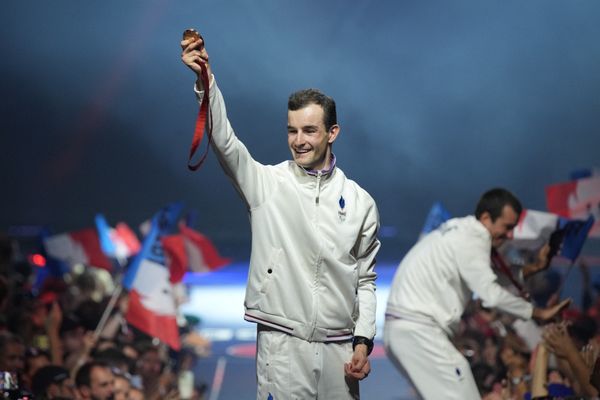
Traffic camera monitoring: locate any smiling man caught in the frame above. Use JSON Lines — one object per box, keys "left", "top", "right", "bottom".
{"left": 287, "top": 94, "right": 338, "bottom": 171}
{"left": 383, "top": 188, "right": 571, "bottom": 399}
{"left": 181, "top": 33, "right": 380, "bottom": 399}
{"left": 75, "top": 361, "right": 115, "bottom": 400}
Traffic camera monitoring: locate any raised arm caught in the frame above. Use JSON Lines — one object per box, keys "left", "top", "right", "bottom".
{"left": 543, "top": 322, "right": 599, "bottom": 397}
{"left": 180, "top": 30, "right": 212, "bottom": 90}
{"left": 179, "top": 30, "right": 275, "bottom": 209}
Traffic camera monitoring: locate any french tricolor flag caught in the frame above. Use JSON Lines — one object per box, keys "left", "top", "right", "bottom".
{"left": 512, "top": 208, "right": 594, "bottom": 263}
{"left": 122, "top": 203, "right": 183, "bottom": 350}
{"left": 95, "top": 214, "right": 141, "bottom": 263}
{"left": 161, "top": 223, "right": 231, "bottom": 283}
{"left": 43, "top": 228, "right": 113, "bottom": 271}
{"left": 512, "top": 209, "right": 559, "bottom": 249}
{"left": 546, "top": 175, "right": 600, "bottom": 237}
{"left": 179, "top": 223, "right": 231, "bottom": 273}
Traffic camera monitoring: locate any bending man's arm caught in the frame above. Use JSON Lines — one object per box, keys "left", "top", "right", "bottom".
{"left": 458, "top": 238, "right": 570, "bottom": 322}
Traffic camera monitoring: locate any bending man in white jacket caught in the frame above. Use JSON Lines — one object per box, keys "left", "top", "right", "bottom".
{"left": 384, "top": 188, "right": 570, "bottom": 399}
{"left": 181, "top": 33, "right": 380, "bottom": 399}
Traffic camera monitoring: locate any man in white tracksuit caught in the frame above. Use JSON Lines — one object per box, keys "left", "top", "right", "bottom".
{"left": 384, "top": 188, "right": 570, "bottom": 399}
{"left": 181, "top": 34, "right": 380, "bottom": 399}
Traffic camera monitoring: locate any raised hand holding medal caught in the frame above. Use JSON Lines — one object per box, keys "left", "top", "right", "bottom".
{"left": 181, "top": 29, "right": 212, "bottom": 171}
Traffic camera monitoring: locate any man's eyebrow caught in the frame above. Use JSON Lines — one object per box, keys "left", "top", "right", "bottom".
{"left": 287, "top": 124, "right": 319, "bottom": 130}
{"left": 301, "top": 124, "right": 319, "bottom": 130}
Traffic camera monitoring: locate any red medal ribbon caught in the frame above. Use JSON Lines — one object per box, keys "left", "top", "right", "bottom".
{"left": 187, "top": 37, "right": 212, "bottom": 171}
{"left": 491, "top": 248, "right": 530, "bottom": 300}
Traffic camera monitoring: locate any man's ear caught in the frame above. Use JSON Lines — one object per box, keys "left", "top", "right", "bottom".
{"left": 479, "top": 211, "right": 492, "bottom": 227}
{"left": 328, "top": 124, "right": 340, "bottom": 144}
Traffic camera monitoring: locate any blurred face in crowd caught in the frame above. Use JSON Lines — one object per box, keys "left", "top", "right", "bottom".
{"left": 287, "top": 104, "right": 339, "bottom": 171}
{"left": 23, "top": 351, "right": 51, "bottom": 389}
{"left": 482, "top": 337, "right": 499, "bottom": 367}
{"left": 26, "top": 352, "right": 51, "bottom": 377}
{"left": 113, "top": 375, "right": 130, "bottom": 400}
{"left": 479, "top": 205, "right": 519, "bottom": 248}
{"left": 79, "top": 365, "right": 114, "bottom": 400}
{"left": 47, "top": 376, "right": 77, "bottom": 399}
{"left": 62, "top": 327, "right": 85, "bottom": 354}
{"left": 0, "top": 341, "right": 25, "bottom": 374}
{"left": 500, "top": 344, "right": 528, "bottom": 370}
{"left": 30, "top": 301, "right": 49, "bottom": 328}
{"left": 137, "top": 349, "right": 162, "bottom": 380}
{"left": 128, "top": 388, "right": 144, "bottom": 400}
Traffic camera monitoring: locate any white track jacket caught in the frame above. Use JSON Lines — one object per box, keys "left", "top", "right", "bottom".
{"left": 196, "top": 79, "right": 380, "bottom": 342}
{"left": 386, "top": 216, "right": 533, "bottom": 336}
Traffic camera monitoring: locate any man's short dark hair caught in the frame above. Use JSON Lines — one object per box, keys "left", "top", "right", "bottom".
{"left": 75, "top": 360, "right": 109, "bottom": 389}
{"left": 288, "top": 89, "right": 337, "bottom": 131}
{"left": 31, "top": 365, "right": 69, "bottom": 396}
{"left": 475, "top": 188, "right": 522, "bottom": 222}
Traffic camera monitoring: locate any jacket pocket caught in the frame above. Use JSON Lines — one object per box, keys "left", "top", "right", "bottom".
{"left": 260, "top": 246, "right": 282, "bottom": 294}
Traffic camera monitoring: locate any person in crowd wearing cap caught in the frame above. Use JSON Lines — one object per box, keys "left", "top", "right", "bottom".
{"left": 31, "top": 365, "right": 76, "bottom": 400}
{"left": 21, "top": 347, "right": 51, "bottom": 392}
{"left": 181, "top": 31, "right": 380, "bottom": 399}
{"left": 384, "top": 188, "right": 572, "bottom": 399}
{"left": 75, "top": 361, "right": 115, "bottom": 400}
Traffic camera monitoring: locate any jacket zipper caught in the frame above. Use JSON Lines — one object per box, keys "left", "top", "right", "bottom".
{"left": 315, "top": 171, "right": 322, "bottom": 205}
{"left": 310, "top": 171, "right": 323, "bottom": 340}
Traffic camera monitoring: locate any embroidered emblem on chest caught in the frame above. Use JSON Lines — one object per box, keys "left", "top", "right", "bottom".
{"left": 338, "top": 195, "right": 346, "bottom": 222}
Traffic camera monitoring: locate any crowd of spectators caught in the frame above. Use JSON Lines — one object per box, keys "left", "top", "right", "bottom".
{"left": 0, "top": 233, "right": 209, "bottom": 400}
{"left": 3, "top": 229, "right": 600, "bottom": 399}
{"left": 453, "top": 254, "right": 600, "bottom": 400}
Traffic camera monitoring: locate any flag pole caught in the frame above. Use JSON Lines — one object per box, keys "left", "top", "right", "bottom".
{"left": 93, "top": 252, "right": 130, "bottom": 339}
{"left": 93, "top": 282, "right": 123, "bottom": 339}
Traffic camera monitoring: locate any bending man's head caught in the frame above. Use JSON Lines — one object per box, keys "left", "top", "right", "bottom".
{"left": 475, "top": 188, "right": 522, "bottom": 248}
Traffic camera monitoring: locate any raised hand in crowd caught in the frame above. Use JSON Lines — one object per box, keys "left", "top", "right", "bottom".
{"left": 581, "top": 341, "right": 600, "bottom": 371}
{"left": 530, "top": 342, "right": 550, "bottom": 399}
{"left": 46, "top": 301, "right": 63, "bottom": 364}
{"left": 70, "top": 330, "right": 99, "bottom": 377}
{"left": 543, "top": 321, "right": 599, "bottom": 397}
{"left": 522, "top": 243, "right": 553, "bottom": 279}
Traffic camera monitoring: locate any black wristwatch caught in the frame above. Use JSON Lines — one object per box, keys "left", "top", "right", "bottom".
{"left": 352, "top": 336, "right": 374, "bottom": 356}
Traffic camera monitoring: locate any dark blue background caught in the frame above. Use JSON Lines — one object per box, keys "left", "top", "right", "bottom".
{"left": 2, "top": 1, "right": 599, "bottom": 261}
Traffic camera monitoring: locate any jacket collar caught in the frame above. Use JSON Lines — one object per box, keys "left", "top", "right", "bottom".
{"left": 290, "top": 153, "right": 337, "bottom": 184}
{"left": 302, "top": 153, "right": 336, "bottom": 177}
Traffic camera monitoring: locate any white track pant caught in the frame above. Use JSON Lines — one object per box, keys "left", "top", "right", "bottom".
{"left": 383, "top": 319, "right": 480, "bottom": 400}
{"left": 256, "top": 328, "right": 359, "bottom": 400}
